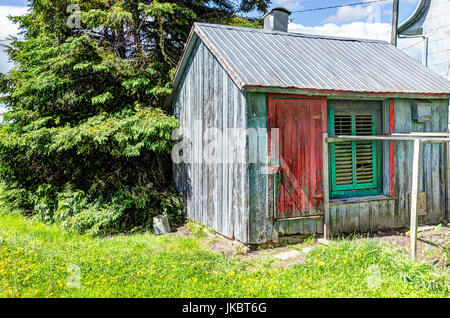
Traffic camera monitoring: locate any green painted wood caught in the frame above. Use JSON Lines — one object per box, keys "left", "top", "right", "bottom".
{"left": 328, "top": 102, "right": 382, "bottom": 198}
{"left": 247, "top": 92, "right": 273, "bottom": 243}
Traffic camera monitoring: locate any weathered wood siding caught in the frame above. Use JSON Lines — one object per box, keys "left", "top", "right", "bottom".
{"left": 275, "top": 218, "right": 324, "bottom": 236}
{"left": 247, "top": 92, "right": 272, "bottom": 243}
{"left": 329, "top": 197, "right": 396, "bottom": 233}
{"left": 172, "top": 39, "right": 250, "bottom": 242}
{"left": 393, "top": 98, "right": 449, "bottom": 226}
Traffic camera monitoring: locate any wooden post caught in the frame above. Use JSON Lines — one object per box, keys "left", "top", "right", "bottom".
{"left": 410, "top": 139, "right": 421, "bottom": 259}
{"left": 391, "top": 0, "right": 399, "bottom": 46}
{"left": 447, "top": 102, "right": 450, "bottom": 220}
{"left": 322, "top": 133, "right": 330, "bottom": 240}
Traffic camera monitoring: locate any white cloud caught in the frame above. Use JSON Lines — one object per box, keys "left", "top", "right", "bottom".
{"left": 0, "top": 6, "right": 28, "bottom": 40}
{"left": 271, "top": 0, "right": 303, "bottom": 11}
{"left": 0, "top": 6, "right": 28, "bottom": 74}
{"left": 325, "top": 5, "right": 376, "bottom": 23}
{"left": 288, "top": 21, "right": 391, "bottom": 41}
{"left": 288, "top": 20, "right": 423, "bottom": 62}
{"left": 323, "top": 0, "right": 419, "bottom": 24}
{"left": 0, "top": 6, "right": 28, "bottom": 118}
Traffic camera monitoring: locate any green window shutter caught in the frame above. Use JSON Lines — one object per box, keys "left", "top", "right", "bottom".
{"left": 329, "top": 110, "right": 378, "bottom": 194}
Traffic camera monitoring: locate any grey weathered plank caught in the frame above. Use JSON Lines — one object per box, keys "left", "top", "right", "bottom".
{"left": 359, "top": 202, "right": 370, "bottom": 233}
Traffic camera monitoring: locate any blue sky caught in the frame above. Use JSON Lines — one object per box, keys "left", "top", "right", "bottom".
{"left": 273, "top": 0, "right": 419, "bottom": 27}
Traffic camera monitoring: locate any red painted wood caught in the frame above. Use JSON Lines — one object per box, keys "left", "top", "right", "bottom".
{"left": 389, "top": 98, "right": 395, "bottom": 196}
{"left": 267, "top": 94, "right": 327, "bottom": 218}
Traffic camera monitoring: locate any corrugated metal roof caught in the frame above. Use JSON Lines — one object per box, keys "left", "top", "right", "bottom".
{"left": 174, "top": 22, "right": 450, "bottom": 95}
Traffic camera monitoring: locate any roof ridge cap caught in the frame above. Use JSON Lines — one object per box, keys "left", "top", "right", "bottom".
{"left": 194, "top": 22, "right": 389, "bottom": 44}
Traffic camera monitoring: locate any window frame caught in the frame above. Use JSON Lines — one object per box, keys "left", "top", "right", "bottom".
{"left": 327, "top": 101, "right": 383, "bottom": 199}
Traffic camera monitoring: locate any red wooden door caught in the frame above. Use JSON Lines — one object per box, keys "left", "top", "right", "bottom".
{"left": 268, "top": 95, "right": 327, "bottom": 219}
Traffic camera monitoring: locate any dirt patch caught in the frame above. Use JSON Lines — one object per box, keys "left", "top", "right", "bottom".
{"left": 246, "top": 246, "right": 308, "bottom": 268}
{"left": 368, "top": 226, "right": 450, "bottom": 267}
{"left": 175, "top": 225, "right": 311, "bottom": 266}
{"left": 206, "top": 236, "right": 249, "bottom": 258}
{"left": 175, "top": 225, "right": 192, "bottom": 237}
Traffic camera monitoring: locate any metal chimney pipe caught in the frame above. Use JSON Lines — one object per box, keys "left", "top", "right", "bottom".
{"left": 263, "top": 7, "right": 291, "bottom": 32}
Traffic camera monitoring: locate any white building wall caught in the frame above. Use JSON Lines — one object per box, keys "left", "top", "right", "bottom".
{"left": 422, "top": 0, "right": 450, "bottom": 80}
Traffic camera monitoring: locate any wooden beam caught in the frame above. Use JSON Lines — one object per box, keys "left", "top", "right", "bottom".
{"left": 275, "top": 215, "right": 324, "bottom": 221}
{"left": 328, "top": 135, "right": 450, "bottom": 143}
{"left": 392, "top": 132, "right": 450, "bottom": 137}
{"left": 410, "top": 139, "right": 421, "bottom": 260}
{"left": 391, "top": 0, "right": 399, "bottom": 46}
{"left": 322, "top": 133, "right": 330, "bottom": 240}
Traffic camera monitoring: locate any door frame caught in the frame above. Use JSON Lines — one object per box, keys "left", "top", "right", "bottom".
{"left": 267, "top": 93, "right": 327, "bottom": 220}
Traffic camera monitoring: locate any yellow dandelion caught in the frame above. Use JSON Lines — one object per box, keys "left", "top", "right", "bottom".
{"left": 171, "top": 265, "right": 176, "bottom": 269}
{"left": 228, "top": 290, "right": 233, "bottom": 295}
{"left": 24, "top": 276, "right": 30, "bottom": 281}
{"left": 193, "top": 277, "right": 198, "bottom": 282}
{"left": 313, "top": 259, "right": 318, "bottom": 263}
{"left": 319, "top": 261, "right": 324, "bottom": 266}
{"left": 250, "top": 287, "right": 255, "bottom": 293}
{"left": 237, "top": 274, "right": 242, "bottom": 279}
{"left": 298, "top": 285, "right": 302, "bottom": 290}
{"left": 229, "top": 271, "right": 235, "bottom": 276}
{"left": 343, "top": 260, "right": 347, "bottom": 264}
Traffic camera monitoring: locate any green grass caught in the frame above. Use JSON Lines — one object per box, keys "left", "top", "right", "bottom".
{"left": 0, "top": 213, "right": 448, "bottom": 298}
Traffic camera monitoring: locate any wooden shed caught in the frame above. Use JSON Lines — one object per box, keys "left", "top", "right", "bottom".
{"left": 168, "top": 8, "right": 450, "bottom": 244}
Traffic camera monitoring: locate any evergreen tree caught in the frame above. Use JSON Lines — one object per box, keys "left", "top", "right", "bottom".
{"left": 0, "top": 0, "right": 268, "bottom": 234}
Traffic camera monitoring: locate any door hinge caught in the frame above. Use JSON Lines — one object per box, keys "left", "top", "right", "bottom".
{"left": 313, "top": 114, "right": 322, "bottom": 120}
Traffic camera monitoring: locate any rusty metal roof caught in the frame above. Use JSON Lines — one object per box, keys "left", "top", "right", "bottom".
{"left": 172, "top": 22, "right": 450, "bottom": 96}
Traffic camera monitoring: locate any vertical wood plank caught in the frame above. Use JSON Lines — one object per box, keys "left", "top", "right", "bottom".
{"left": 359, "top": 202, "right": 370, "bottom": 233}
{"left": 410, "top": 139, "right": 421, "bottom": 259}
{"left": 322, "top": 133, "right": 330, "bottom": 239}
